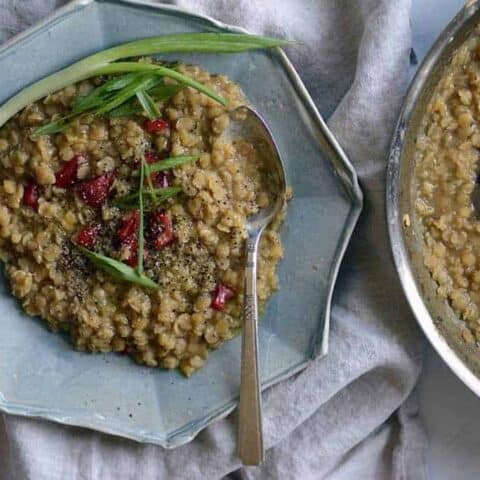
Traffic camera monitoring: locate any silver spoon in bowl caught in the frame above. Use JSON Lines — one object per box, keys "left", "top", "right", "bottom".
{"left": 222, "top": 106, "right": 287, "bottom": 465}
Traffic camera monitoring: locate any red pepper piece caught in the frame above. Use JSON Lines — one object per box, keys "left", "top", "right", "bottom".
{"left": 148, "top": 210, "right": 174, "bottom": 249}
{"left": 22, "top": 181, "right": 39, "bottom": 208}
{"left": 142, "top": 151, "right": 171, "bottom": 188}
{"left": 121, "top": 236, "right": 149, "bottom": 267}
{"left": 121, "top": 235, "right": 138, "bottom": 267}
{"left": 134, "top": 151, "right": 158, "bottom": 169}
{"left": 75, "top": 222, "right": 102, "bottom": 249}
{"left": 152, "top": 171, "right": 171, "bottom": 188}
{"left": 117, "top": 211, "right": 142, "bottom": 267}
{"left": 144, "top": 150, "right": 159, "bottom": 164}
{"left": 55, "top": 154, "right": 85, "bottom": 188}
{"left": 77, "top": 171, "right": 114, "bottom": 207}
{"left": 211, "top": 283, "right": 235, "bottom": 311}
{"left": 143, "top": 118, "right": 169, "bottom": 134}
{"left": 117, "top": 209, "right": 140, "bottom": 242}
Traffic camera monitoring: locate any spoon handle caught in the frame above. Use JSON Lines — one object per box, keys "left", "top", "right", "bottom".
{"left": 238, "top": 232, "right": 264, "bottom": 465}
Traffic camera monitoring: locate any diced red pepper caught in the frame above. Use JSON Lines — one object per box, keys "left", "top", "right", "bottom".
{"left": 134, "top": 151, "right": 158, "bottom": 169}
{"left": 211, "top": 283, "right": 235, "bottom": 311}
{"left": 152, "top": 171, "right": 171, "bottom": 188}
{"left": 148, "top": 210, "right": 175, "bottom": 249}
{"left": 116, "top": 210, "right": 141, "bottom": 267}
{"left": 142, "top": 151, "right": 171, "bottom": 188}
{"left": 144, "top": 150, "right": 159, "bottom": 164}
{"left": 55, "top": 154, "right": 85, "bottom": 188}
{"left": 120, "top": 236, "right": 149, "bottom": 267}
{"left": 121, "top": 235, "right": 138, "bottom": 267}
{"left": 77, "top": 171, "right": 114, "bottom": 207}
{"left": 22, "top": 181, "right": 39, "bottom": 208}
{"left": 117, "top": 209, "right": 140, "bottom": 242}
{"left": 143, "top": 118, "right": 169, "bottom": 134}
{"left": 124, "top": 255, "right": 137, "bottom": 267}
{"left": 75, "top": 222, "right": 102, "bottom": 249}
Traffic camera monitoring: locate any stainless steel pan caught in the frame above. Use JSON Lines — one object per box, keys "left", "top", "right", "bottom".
{"left": 387, "top": 0, "right": 480, "bottom": 395}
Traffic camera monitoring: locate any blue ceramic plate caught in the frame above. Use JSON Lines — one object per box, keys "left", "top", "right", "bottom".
{"left": 0, "top": 0, "right": 362, "bottom": 447}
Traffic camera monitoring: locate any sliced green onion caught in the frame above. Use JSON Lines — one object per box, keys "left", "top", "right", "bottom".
{"left": 95, "top": 74, "right": 161, "bottom": 114}
{"left": 132, "top": 155, "right": 199, "bottom": 177}
{"left": 136, "top": 90, "right": 161, "bottom": 119}
{"left": 137, "top": 157, "right": 146, "bottom": 274}
{"left": 148, "top": 83, "right": 184, "bottom": 100}
{"left": 96, "top": 32, "right": 292, "bottom": 58}
{"left": 113, "top": 186, "right": 182, "bottom": 207}
{"left": 89, "top": 63, "right": 226, "bottom": 106}
{"left": 0, "top": 33, "right": 289, "bottom": 128}
{"left": 72, "top": 73, "right": 144, "bottom": 113}
{"left": 36, "top": 65, "right": 207, "bottom": 135}
{"left": 34, "top": 73, "right": 163, "bottom": 135}
{"left": 143, "top": 159, "right": 159, "bottom": 205}
{"left": 107, "top": 84, "right": 183, "bottom": 118}
{"left": 107, "top": 101, "right": 142, "bottom": 119}
{"left": 103, "top": 71, "right": 146, "bottom": 92}
{"left": 32, "top": 116, "right": 73, "bottom": 136}
{"left": 79, "top": 247, "right": 158, "bottom": 289}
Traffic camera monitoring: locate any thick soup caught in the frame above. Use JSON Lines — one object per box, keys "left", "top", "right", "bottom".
{"left": 0, "top": 61, "right": 287, "bottom": 376}
{"left": 415, "top": 31, "right": 480, "bottom": 346}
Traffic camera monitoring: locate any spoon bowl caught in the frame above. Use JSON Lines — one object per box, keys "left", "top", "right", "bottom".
{"left": 225, "top": 106, "right": 287, "bottom": 230}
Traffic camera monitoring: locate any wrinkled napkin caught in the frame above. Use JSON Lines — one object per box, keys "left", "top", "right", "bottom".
{"left": 0, "top": 1, "right": 426, "bottom": 479}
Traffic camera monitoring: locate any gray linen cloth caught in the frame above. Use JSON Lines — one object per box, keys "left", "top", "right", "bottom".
{"left": 0, "top": 1, "right": 426, "bottom": 479}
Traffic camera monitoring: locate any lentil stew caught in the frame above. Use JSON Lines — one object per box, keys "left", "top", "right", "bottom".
{"left": 0, "top": 61, "right": 288, "bottom": 376}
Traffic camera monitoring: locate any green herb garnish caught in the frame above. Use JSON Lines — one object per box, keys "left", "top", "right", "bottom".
{"left": 132, "top": 155, "right": 199, "bottom": 177}
{"left": 108, "top": 83, "right": 183, "bottom": 118}
{"left": 148, "top": 83, "right": 184, "bottom": 101}
{"left": 32, "top": 64, "right": 223, "bottom": 136}
{"left": 136, "top": 90, "right": 161, "bottom": 119}
{"left": 31, "top": 116, "right": 73, "bottom": 136}
{"left": 72, "top": 72, "right": 144, "bottom": 113}
{"left": 0, "top": 33, "right": 289, "bottom": 134}
{"left": 143, "top": 160, "right": 159, "bottom": 205}
{"left": 79, "top": 247, "right": 158, "bottom": 289}
{"left": 113, "top": 186, "right": 182, "bottom": 208}
{"left": 94, "top": 73, "right": 162, "bottom": 115}
{"left": 96, "top": 63, "right": 226, "bottom": 106}
{"left": 137, "top": 157, "right": 146, "bottom": 274}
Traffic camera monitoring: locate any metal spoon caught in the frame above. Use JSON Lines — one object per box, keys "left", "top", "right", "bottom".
{"left": 223, "top": 106, "right": 287, "bottom": 465}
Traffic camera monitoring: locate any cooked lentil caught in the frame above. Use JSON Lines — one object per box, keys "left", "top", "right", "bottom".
{"left": 415, "top": 31, "right": 480, "bottom": 345}
{"left": 0, "top": 61, "right": 288, "bottom": 376}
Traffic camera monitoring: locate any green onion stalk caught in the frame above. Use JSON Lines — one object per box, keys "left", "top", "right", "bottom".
{"left": 0, "top": 33, "right": 289, "bottom": 128}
